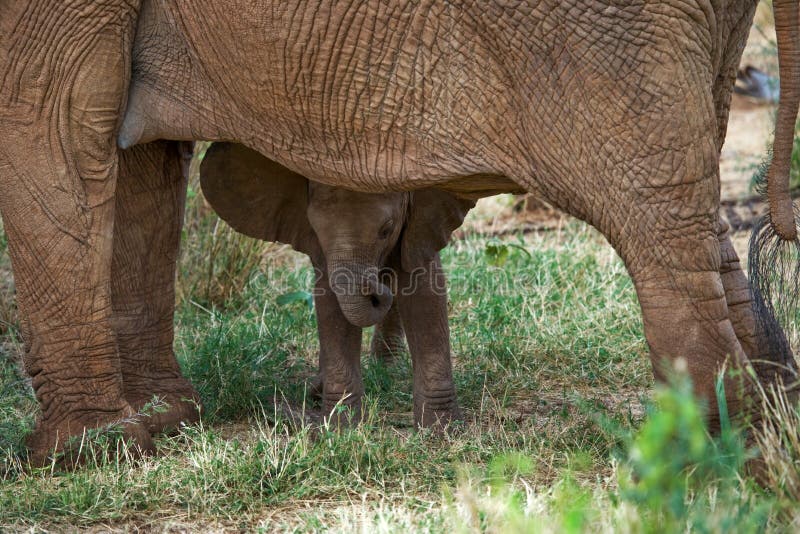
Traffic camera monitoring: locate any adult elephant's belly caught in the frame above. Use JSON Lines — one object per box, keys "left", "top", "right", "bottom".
{"left": 238, "top": 135, "right": 528, "bottom": 197}
{"left": 119, "top": 0, "right": 531, "bottom": 196}
{"left": 120, "top": 77, "right": 525, "bottom": 197}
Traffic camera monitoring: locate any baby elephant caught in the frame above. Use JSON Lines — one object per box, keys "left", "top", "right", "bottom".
{"left": 200, "top": 143, "right": 474, "bottom": 428}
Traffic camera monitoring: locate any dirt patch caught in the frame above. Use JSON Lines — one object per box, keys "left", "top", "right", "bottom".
{"left": 720, "top": 97, "right": 774, "bottom": 203}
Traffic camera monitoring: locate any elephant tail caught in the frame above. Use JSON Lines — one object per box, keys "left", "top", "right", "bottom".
{"left": 748, "top": 0, "right": 800, "bottom": 379}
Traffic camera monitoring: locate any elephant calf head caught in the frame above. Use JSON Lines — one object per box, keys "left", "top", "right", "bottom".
{"left": 200, "top": 143, "right": 473, "bottom": 327}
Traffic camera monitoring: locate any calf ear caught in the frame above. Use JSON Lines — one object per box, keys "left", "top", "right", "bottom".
{"left": 401, "top": 189, "right": 475, "bottom": 272}
{"left": 200, "top": 142, "right": 321, "bottom": 259}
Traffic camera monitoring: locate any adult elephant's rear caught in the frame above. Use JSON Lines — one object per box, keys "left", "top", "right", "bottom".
{"left": 0, "top": 1, "right": 798, "bottom": 464}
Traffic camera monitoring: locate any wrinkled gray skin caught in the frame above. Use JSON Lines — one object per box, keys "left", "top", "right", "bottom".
{"left": 200, "top": 143, "right": 472, "bottom": 425}
{"left": 0, "top": 1, "right": 799, "bottom": 464}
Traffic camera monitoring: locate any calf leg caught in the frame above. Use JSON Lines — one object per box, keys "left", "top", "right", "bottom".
{"left": 369, "top": 299, "right": 406, "bottom": 365}
{"left": 315, "top": 269, "right": 364, "bottom": 425}
{"left": 311, "top": 273, "right": 406, "bottom": 399}
{"left": 396, "top": 254, "right": 460, "bottom": 428}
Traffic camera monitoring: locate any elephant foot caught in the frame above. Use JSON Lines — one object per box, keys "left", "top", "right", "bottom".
{"left": 417, "top": 407, "right": 463, "bottom": 431}
{"left": 27, "top": 404, "right": 155, "bottom": 468}
{"left": 322, "top": 390, "right": 364, "bottom": 429}
{"left": 307, "top": 373, "right": 324, "bottom": 400}
{"left": 124, "top": 376, "right": 202, "bottom": 435}
{"left": 415, "top": 393, "right": 462, "bottom": 430}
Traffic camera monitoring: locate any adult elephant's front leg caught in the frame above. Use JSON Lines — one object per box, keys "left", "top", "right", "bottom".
{"left": 396, "top": 255, "right": 460, "bottom": 428}
{"left": 112, "top": 141, "right": 200, "bottom": 434}
{"left": 0, "top": 1, "right": 152, "bottom": 463}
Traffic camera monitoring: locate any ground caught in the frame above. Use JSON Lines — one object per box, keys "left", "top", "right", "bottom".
{"left": 1, "top": 5, "right": 799, "bottom": 532}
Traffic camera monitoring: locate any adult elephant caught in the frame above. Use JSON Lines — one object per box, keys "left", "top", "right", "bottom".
{"left": 0, "top": 1, "right": 798, "bottom": 464}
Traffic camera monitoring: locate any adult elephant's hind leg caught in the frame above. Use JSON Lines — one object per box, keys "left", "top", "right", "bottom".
{"left": 0, "top": 1, "right": 152, "bottom": 464}
{"left": 613, "top": 144, "right": 755, "bottom": 429}
{"left": 112, "top": 141, "right": 200, "bottom": 434}
{"left": 718, "top": 221, "right": 797, "bottom": 388}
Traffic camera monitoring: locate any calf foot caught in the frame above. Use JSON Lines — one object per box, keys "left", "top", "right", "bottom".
{"left": 307, "top": 373, "right": 324, "bottom": 400}
{"left": 415, "top": 389, "right": 462, "bottom": 430}
{"left": 27, "top": 404, "right": 155, "bottom": 468}
{"left": 124, "top": 375, "right": 201, "bottom": 435}
{"left": 322, "top": 388, "right": 364, "bottom": 429}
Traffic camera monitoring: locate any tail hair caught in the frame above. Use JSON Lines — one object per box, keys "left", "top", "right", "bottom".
{"left": 748, "top": 165, "right": 800, "bottom": 383}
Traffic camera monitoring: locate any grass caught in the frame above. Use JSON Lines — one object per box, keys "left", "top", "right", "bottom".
{"left": 3, "top": 199, "right": 800, "bottom": 531}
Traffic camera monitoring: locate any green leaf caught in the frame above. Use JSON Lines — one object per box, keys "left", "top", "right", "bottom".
{"left": 484, "top": 241, "right": 530, "bottom": 267}
{"left": 485, "top": 244, "right": 510, "bottom": 267}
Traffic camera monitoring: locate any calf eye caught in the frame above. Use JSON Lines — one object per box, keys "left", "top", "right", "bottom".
{"left": 378, "top": 220, "right": 394, "bottom": 239}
